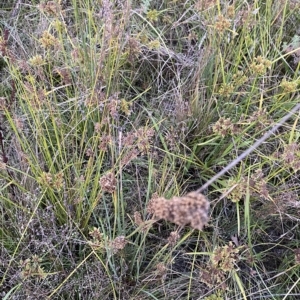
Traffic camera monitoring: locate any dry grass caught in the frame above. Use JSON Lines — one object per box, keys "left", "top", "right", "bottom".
{"left": 1, "top": 0, "right": 300, "bottom": 299}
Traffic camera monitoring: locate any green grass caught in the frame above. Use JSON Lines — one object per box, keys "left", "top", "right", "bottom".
{"left": 1, "top": 0, "right": 300, "bottom": 299}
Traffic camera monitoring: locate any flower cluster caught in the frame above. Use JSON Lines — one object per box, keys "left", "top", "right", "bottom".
{"left": 99, "top": 172, "right": 117, "bottom": 193}
{"left": 215, "top": 15, "right": 231, "bottom": 33}
{"left": 39, "top": 171, "right": 64, "bottom": 191}
{"left": 28, "top": 55, "right": 45, "bottom": 66}
{"left": 120, "top": 126, "right": 155, "bottom": 166}
{"left": 146, "top": 10, "right": 159, "bottom": 22}
{"left": 200, "top": 242, "right": 240, "bottom": 290}
{"left": 250, "top": 56, "right": 272, "bottom": 75}
{"left": 38, "top": 1, "right": 62, "bottom": 16}
{"left": 147, "top": 192, "right": 210, "bottom": 230}
{"left": 134, "top": 211, "right": 153, "bottom": 232}
{"left": 226, "top": 169, "right": 269, "bottom": 203}
{"left": 212, "top": 117, "right": 233, "bottom": 137}
{"left": 88, "top": 227, "right": 127, "bottom": 254}
{"left": 218, "top": 83, "right": 234, "bottom": 97}
{"left": 280, "top": 78, "right": 298, "bottom": 93}
{"left": 39, "top": 31, "right": 59, "bottom": 49}
{"left": 20, "top": 255, "right": 45, "bottom": 279}
{"left": 194, "top": 0, "right": 217, "bottom": 12}
{"left": 281, "top": 143, "right": 300, "bottom": 172}
{"left": 226, "top": 178, "right": 248, "bottom": 203}
{"left": 167, "top": 231, "right": 180, "bottom": 247}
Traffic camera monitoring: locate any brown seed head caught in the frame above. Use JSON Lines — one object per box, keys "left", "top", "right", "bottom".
{"left": 109, "top": 236, "right": 127, "bottom": 254}
{"left": 99, "top": 172, "right": 117, "bottom": 193}
{"left": 148, "top": 192, "right": 210, "bottom": 230}
{"left": 167, "top": 231, "right": 180, "bottom": 246}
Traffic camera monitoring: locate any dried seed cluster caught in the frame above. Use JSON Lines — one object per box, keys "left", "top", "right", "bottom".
{"left": 99, "top": 172, "right": 117, "bottom": 193}
{"left": 212, "top": 117, "right": 233, "bottom": 137}
{"left": 39, "top": 171, "right": 64, "bottom": 191}
{"left": 167, "top": 231, "right": 180, "bottom": 246}
{"left": 109, "top": 236, "right": 127, "bottom": 254}
{"left": 147, "top": 192, "right": 210, "bottom": 230}
{"left": 200, "top": 242, "right": 240, "bottom": 290}
{"left": 215, "top": 15, "right": 231, "bottom": 33}
{"left": 226, "top": 169, "right": 269, "bottom": 203}
{"left": 88, "top": 227, "right": 127, "bottom": 254}
{"left": 133, "top": 211, "right": 152, "bottom": 232}
{"left": 20, "top": 255, "right": 45, "bottom": 279}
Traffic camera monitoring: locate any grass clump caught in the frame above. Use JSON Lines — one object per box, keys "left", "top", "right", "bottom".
{"left": 1, "top": 0, "right": 300, "bottom": 299}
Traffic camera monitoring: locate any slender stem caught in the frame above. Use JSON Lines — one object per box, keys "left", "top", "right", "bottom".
{"left": 197, "top": 103, "right": 300, "bottom": 193}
